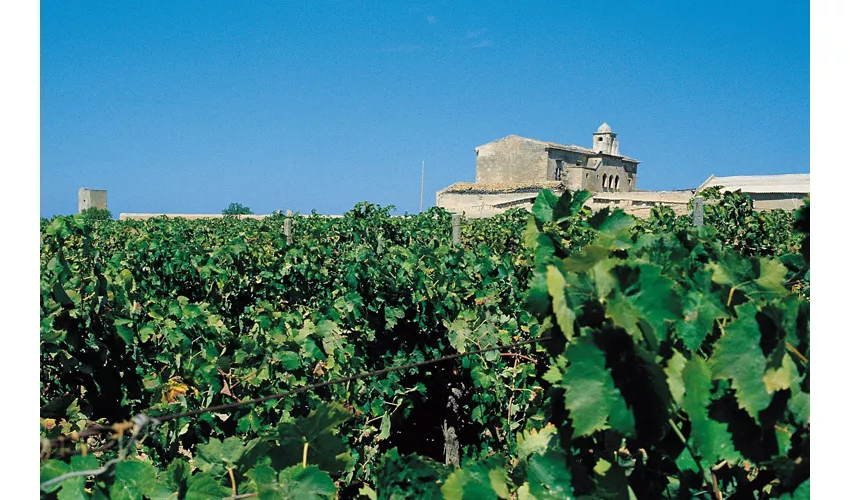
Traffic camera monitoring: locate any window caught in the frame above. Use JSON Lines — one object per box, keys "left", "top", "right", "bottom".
{"left": 602, "top": 174, "right": 607, "bottom": 191}
{"left": 598, "top": 137, "right": 603, "bottom": 142}
{"left": 614, "top": 176, "right": 620, "bottom": 191}
{"left": 554, "top": 160, "right": 563, "bottom": 181}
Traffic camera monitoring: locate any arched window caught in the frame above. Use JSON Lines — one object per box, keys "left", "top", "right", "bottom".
{"left": 602, "top": 174, "right": 607, "bottom": 191}
{"left": 607, "top": 175, "right": 613, "bottom": 190}
{"left": 614, "top": 176, "right": 620, "bottom": 191}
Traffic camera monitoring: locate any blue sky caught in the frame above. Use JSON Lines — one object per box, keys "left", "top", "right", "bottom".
{"left": 40, "top": 0, "right": 810, "bottom": 217}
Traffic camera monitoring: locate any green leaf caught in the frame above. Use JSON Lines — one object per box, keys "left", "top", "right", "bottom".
{"left": 546, "top": 265, "right": 575, "bottom": 340}
{"left": 780, "top": 479, "right": 811, "bottom": 500}
{"left": 280, "top": 351, "right": 301, "bottom": 370}
{"left": 184, "top": 473, "right": 229, "bottom": 500}
{"left": 532, "top": 190, "right": 559, "bottom": 223}
{"left": 110, "top": 461, "right": 159, "bottom": 500}
{"left": 277, "top": 466, "right": 337, "bottom": 499}
{"left": 526, "top": 449, "right": 573, "bottom": 500}
{"left": 41, "top": 455, "right": 99, "bottom": 499}
{"left": 274, "top": 403, "right": 353, "bottom": 474}
{"left": 359, "top": 483, "right": 378, "bottom": 500}
{"left": 447, "top": 316, "right": 473, "bottom": 354}
{"left": 249, "top": 465, "right": 337, "bottom": 500}
{"left": 709, "top": 303, "right": 771, "bottom": 420}
{"left": 442, "top": 457, "right": 509, "bottom": 500}
{"left": 561, "top": 245, "right": 609, "bottom": 273}
{"left": 560, "top": 337, "right": 635, "bottom": 437}
{"left": 762, "top": 353, "right": 794, "bottom": 394}
{"left": 606, "top": 264, "right": 680, "bottom": 343}
{"left": 376, "top": 448, "right": 450, "bottom": 499}
{"left": 709, "top": 255, "right": 789, "bottom": 301}
{"left": 681, "top": 357, "right": 739, "bottom": 464}
{"left": 674, "top": 447, "right": 700, "bottom": 473}
{"left": 115, "top": 321, "right": 135, "bottom": 345}
{"left": 524, "top": 217, "right": 541, "bottom": 251}
{"left": 516, "top": 425, "right": 558, "bottom": 461}
{"left": 533, "top": 233, "right": 556, "bottom": 264}
{"left": 665, "top": 350, "right": 688, "bottom": 408}
{"left": 246, "top": 464, "right": 278, "bottom": 490}
{"left": 53, "top": 282, "right": 75, "bottom": 307}
{"left": 377, "top": 411, "right": 392, "bottom": 441}
{"left": 590, "top": 209, "right": 636, "bottom": 249}
{"left": 678, "top": 289, "right": 728, "bottom": 350}
{"left": 593, "top": 458, "right": 611, "bottom": 475}
{"left": 40, "top": 460, "right": 71, "bottom": 494}
{"left": 553, "top": 189, "right": 592, "bottom": 223}
{"left": 525, "top": 272, "right": 551, "bottom": 316}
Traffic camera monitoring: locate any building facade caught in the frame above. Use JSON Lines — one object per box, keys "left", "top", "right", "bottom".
{"left": 697, "top": 174, "right": 810, "bottom": 211}
{"left": 78, "top": 188, "right": 108, "bottom": 213}
{"left": 474, "top": 123, "right": 639, "bottom": 193}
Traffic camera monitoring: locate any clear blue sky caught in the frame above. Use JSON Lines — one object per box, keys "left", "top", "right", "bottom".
{"left": 40, "top": 0, "right": 810, "bottom": 217}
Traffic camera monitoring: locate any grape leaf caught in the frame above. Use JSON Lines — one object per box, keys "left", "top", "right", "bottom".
{"left": 681, "top": 357, "right": 740, "bottom": 464}
{"left": 532, "top": 190, "right": 559, "bottom": 223}
{"left": 516, "top": 424, "right": 557, "bottom": 461}
{"left": 526, "top": 449, "right": 573, "bottom": 500}
{"left": 184, "top": 473, "right": 228, "bottom": 500}
{"left": 678, "top": 288, "right": 728, "bottom": 350}
{"left": 560, "top": 337, "right": 635, "bottom": 437}
{"left": 273, "top": 403, "right": 353, "bottom": 474}
{"left": 665, "top": 349, "right": 688, "bottom": 408}
{"left": 546, "top": 265, "right": 575, "bottom": 340}
{"left": 110, "top": 461, "right": 158, "bottom": 500}
{"left": 442, "top": 457, "right": 509, "bottom": 500}
{"left": 710, "top": 303, "right": 771, "bottom": 420}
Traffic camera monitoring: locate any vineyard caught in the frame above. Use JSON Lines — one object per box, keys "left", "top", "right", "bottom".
{"left": 40, "top": 189, "right": 809, "bottom": 499}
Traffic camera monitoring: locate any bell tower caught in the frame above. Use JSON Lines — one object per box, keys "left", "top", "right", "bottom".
{"left": 592, "top": 122, "right": 619, "bottom": 155}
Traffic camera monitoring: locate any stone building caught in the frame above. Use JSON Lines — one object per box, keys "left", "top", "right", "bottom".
{"left": 696, "top": 173, "right": 809, "bottom": 211}
{"left": 438, "top": 123, "right": 654, "bottom": 217}
{"left": 474, "top": 123, "right": 639, "bottom": 193}
{"left": 78, "top": 188, "right": 108, "bottom": 213}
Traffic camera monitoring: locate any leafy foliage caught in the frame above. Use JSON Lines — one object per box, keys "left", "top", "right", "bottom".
{"left": 40, "top": 191, "right": 808, "bottom": 498}
{"left": 522, "top": 189, "right": 809, "bottom": 498}
{"left": 222, "top": 202, "right": 253, "bottom": 215}
{"left": 80, "top": 207, "right": 113, "bottom": 221}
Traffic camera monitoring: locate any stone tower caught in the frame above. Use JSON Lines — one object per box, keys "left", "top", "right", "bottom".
{"left": 78, "top": 188, "right": 108, "bottom": 213}
{"left": 592, "top": 122, "right": 619, "bottom": 156}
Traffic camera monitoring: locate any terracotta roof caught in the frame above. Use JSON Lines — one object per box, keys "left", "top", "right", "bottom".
{"left": 697, "top": 174, "right": 810, "bottom": 194}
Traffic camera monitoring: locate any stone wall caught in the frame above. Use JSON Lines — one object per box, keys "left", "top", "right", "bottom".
{"left": 581, "top": 157, "right": 637, "bottom": 193}
{"left": 587, "top": 191, "right": 693, "bottom": 216}
{"left": 436, "top": 182, "right": 565, "bottom": 218}
{"left": 436, "top": 184, "right": 695, "bottom": 219}
{"left": 78, "top": 188, "right": 107, "bottom": 213}
{"left": 119, "top": 213, "right": 342, "bottom": 221}
{"left": 475, "top": 136, "right": 549, "bottom": 184}
{"left": 749, "top": 193, "right": 807, "bottom": 211}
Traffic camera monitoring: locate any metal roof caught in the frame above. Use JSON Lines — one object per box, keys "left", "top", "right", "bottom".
{"left": 697, "top": 173, "right": 810, "bottom": 194}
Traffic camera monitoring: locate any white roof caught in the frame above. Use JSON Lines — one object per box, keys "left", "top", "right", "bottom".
{"left": 697, "top": 173, "right": 810, "bottom": 194}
